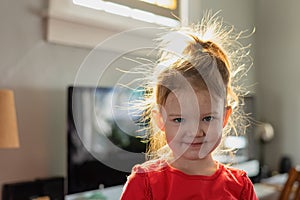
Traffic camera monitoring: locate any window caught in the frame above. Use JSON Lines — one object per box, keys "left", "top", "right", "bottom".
{"left": 72, "top": 0, "right": 179, "bottom": 27}
{"left": 140, "top": 0, "right": 177, "bottom": 10}
{"left": 47, "top": 0, "right": 180, "bottom": 48}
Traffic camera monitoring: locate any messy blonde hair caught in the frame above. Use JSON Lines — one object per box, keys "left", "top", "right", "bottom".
{"left": 130, "top": 11, "right": 252, "bottom": 163}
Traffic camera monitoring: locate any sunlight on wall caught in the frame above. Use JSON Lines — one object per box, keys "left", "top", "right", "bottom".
{"left": 73, "top": 0, "right": 179, "bottom": 27}
{"left": 140, "top": 0, "right": 177, "bottom": 10}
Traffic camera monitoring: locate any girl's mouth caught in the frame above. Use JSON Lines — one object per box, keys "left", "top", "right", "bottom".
{"left": 184, "top": 141, "right": 207, "bottom": 146}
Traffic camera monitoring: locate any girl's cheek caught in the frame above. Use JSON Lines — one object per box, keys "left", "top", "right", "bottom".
{"left": 205, "top": 125, "right": 223, "bottom": 138}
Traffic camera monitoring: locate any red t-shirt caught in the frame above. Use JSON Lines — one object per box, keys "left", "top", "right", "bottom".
{"left": 120, "top": 161, "right": 258, "bottom": 200}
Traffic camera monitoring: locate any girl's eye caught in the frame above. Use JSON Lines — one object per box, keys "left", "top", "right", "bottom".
{"left": 203, "top": 116, "right": 214, "bottom": 122}
{"left": 173, "top": 118, "right": 184, "bottom": 123}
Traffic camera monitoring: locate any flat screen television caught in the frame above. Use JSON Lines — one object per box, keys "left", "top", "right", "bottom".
{"left": 67, "top": 86, "right": 147, "bottom": 194}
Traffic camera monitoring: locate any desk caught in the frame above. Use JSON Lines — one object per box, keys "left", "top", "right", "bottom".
{"left": 66, "top": 185, "right": 123, "bottom": 200}
{"left": 254, "top": 183, "right": 280, "bottom": 200}
{"left": 254, "top": 173, "right": 288, "bottom": 200}
{"left": 67, "top": 184, "right": 278, "bottom": 200}
{"left": 66, "top": 174, "right": 287, "bottom": 200}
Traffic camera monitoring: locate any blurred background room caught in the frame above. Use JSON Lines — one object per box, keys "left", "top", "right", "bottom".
{"left": 0, "top": 0, "right": 300, "bottom": 199}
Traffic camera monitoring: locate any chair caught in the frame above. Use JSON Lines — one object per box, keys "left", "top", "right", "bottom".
{"left": 279, "top": 167, "right": 300, "bottom": 200}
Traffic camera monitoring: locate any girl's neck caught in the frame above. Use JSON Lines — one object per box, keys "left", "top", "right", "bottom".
{"left": 169, "top": 155, "right": 218, "bottom": 176}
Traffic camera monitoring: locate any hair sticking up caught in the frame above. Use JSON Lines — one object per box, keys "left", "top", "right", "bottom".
{"left": 124, "top": 11, "right": 253, "bottom": 163}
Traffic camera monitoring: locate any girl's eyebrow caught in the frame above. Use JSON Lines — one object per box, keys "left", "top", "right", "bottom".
{"left": 168, "top": 114, "right": 182, "bottom": 117}
{"left": 201, "top": 112, "right": 220, "bottom": 116}
{"left": 168, "top": 112, "right": 220, "bottom": 116}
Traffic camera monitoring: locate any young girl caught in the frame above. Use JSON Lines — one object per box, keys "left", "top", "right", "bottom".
{"left": 120, "top": 12, "right": 258, "bottom": 200}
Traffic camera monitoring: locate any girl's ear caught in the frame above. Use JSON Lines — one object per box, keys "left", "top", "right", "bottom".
{"left": 223, "top": 106, "right": 232, "bottom": 127}
{"left": 152, "top": 109, "right": 165, "bottom": 131}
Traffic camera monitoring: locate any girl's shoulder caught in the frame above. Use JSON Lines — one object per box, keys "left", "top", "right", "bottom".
{"left": 132, "top": 159, "right": 168, "bottom": 174}
{"left": 220, "top": 163, "right": 252, "bottom": 184}
{"left": 221, "top": 164, "right": 258, "bottom": 199}
{"left": 223, "top": 163, "right": 247, "bottom": 175}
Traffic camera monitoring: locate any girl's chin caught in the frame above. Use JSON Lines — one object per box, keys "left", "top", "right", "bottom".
{"left": 170, "top": 141, "right": 219, "bottom": 158}
{"left": 171, "top": 144, "right": 217, "bottom": 160}
{"left": 173, "top": 149, "right": 211, "bottom": 160}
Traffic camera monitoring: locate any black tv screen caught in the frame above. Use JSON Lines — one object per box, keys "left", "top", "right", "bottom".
{"left": 67, "top": 86, "right": 146, "bottom": 194}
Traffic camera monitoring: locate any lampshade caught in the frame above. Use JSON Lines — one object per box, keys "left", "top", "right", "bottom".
{"left": 0, "top": 89, "right": 19, "bottom": 148}
{"left": 255, "top": 122, "right": 274, "bottom": 143}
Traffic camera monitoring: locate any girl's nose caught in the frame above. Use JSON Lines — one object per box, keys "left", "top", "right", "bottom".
{"left": 196, "top": 123, "right": 206, "bottom": 137}
{"left": 187, "top": 122, "right": 206, "bottom": 137}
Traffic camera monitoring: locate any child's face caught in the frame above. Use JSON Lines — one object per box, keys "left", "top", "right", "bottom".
{"left": 161, "top": 89, "right": 226, "bottom": 160}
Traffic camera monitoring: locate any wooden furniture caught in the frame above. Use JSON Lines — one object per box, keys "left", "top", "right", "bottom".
{"left": 279, "top": 167, "right": 300, "bottom": 200}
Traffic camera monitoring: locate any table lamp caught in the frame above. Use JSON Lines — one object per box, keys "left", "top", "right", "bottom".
{"left": 255, "top": 122, "right": 274, "bottom": 178}
{"left": 0, "top": 89, "right": 19, "bottom": 148}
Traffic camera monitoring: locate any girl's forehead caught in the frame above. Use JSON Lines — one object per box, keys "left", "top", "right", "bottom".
{"left": 169, "top": 89, "right": 222, "bottom": 101}
{"left": 165, "top": 89, "right": 224, "bottom": 107}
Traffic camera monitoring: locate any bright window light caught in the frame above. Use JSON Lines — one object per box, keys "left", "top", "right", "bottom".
{"left": 224, "top": 136, "right": 247, "bottom": 149}
{"left": 73, "top": 0, "right": 179, "bottom": 27}
{"left": 140, "top": 0, "right": 177, "bottom": 10}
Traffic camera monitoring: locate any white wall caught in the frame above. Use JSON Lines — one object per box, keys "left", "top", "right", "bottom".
{"left": 255, "top": 0, "right": 300, "bottom": 170}
{"left": 201, "top": 0, "right": 257, "bottom": 94}
{"left": 0, "top": 0, "right": 119, "bottom": 195}
{"left": 0, "top": 0, "right": 162, "bottom": 196}
{"left": 201, "top": 0, "right": 300, "bottom": 172}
